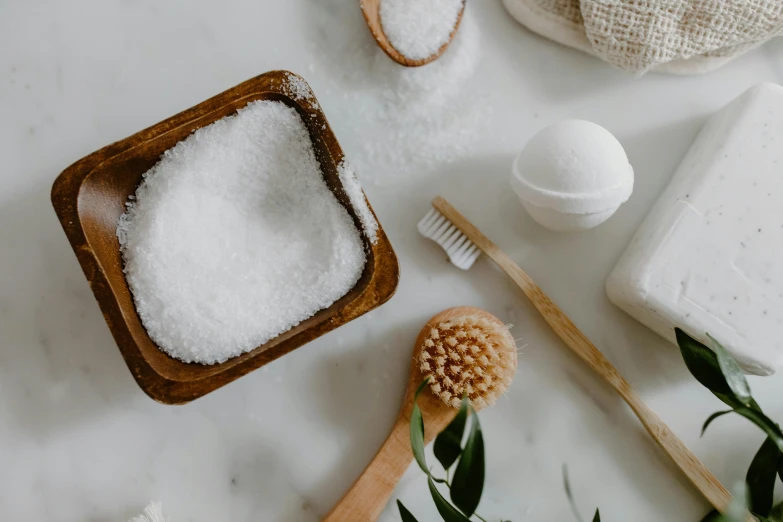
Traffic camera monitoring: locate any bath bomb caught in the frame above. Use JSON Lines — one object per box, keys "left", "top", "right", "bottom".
{"left": 510, "top": 120, "right": 634, "bottom": 232}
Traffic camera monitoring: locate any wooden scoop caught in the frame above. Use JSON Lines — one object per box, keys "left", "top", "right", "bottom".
{"left": 359, "top": 0, "right": 466, "bottom": 67}
{"left": 324, "top": 306, "right": 517, "bottom": 521}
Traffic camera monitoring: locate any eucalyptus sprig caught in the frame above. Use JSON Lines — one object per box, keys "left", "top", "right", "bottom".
{"left": 397, "top": 379, "right": 499, "bottom": 522}
{"left": 676, "top": 329, "right": 783, "bottom": 522}
{"left": 397, "top": 380, "right": 596, "bottom": 522}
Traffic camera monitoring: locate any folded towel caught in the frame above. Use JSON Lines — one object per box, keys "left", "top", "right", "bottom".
{"left": 502, "top": 0, "right": 783, "bottom": 74}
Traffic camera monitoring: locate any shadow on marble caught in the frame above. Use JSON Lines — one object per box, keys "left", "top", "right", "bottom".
{"left": 0, "top": 186, "right": 140, "bottom": 437}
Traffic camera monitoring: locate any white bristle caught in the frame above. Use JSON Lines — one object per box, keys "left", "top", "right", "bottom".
{"left": 417, "top": 208, "right": 481, "bottom": 270}
{"left": 130, "top": 502, "right": 168, "bottom": 522}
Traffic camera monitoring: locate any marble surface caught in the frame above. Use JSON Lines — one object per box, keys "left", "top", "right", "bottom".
{"left": 2, "top": 1, "right": 783, "bottom": 521}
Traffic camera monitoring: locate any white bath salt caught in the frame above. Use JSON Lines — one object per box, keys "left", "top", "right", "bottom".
{"left": 117, "top": 100, "right": 366, "bottom": 364}
{"left": 338, "top": 161, "right": 378, "bottom": 243}
{"left": 380, "top": 0, "right": 464, "bottom": 60}
{"left": 308, "top": 0, "right": 484, "bottom": 182}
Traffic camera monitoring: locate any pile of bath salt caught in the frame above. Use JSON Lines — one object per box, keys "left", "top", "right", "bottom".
{"left": 308, "top": 0, "right": 484, "bottom": 182}
{"left": 379, "top": 0, "right": 464, "bottom": 60}
{"left": 117, "top": 100, "right": 367, "bottom": 364}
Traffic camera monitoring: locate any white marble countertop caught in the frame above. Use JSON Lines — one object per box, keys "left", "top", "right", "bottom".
{"left": 2, "top": 1, "right": 783, "bottom": 521}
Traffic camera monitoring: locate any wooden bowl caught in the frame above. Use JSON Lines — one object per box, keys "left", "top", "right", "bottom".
{"left": 51, "top": 70, "right": 400, "bottom": 405}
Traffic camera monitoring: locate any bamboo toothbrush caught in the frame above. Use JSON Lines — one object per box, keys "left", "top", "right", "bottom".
{"left": 418, "top": 195, "right": 746, "bottom": 519}
{"left": 325, "top": 306, "right": 517, "bottom": 521}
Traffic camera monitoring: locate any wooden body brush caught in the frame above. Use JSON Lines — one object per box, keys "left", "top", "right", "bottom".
{"left": 324, "top": 306, "right": 517, "bottom": 521}
{"left": 418, "top": 196, "right": 748, "bottom": 519}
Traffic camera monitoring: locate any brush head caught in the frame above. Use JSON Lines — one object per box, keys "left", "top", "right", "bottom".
{"left": 416, "top": 307, "right": 516, "bottom": 409}
{"left": 418, "top": 208, "right": 480, "bottom": 270}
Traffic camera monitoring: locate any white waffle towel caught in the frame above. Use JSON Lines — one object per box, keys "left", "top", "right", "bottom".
{"left": 502, "top": 0, "right": 783, "bottom": 74}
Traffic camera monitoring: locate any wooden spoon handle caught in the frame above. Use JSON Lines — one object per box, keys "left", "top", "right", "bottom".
{"left": 324, "top": 417, "right": 413, "bottom": 522}
{"left": 431, "top": 196, "right": 746, "bottom": 518}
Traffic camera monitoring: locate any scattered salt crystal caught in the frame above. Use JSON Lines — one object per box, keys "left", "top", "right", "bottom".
{"left": 117, "top": 100, "right": 366, "bottom": 364}
{"left": 282, "top": 73, "right": 319, "bottom": 109}
{"left": 338, "top": 161, "right": 378, "bottom": 243}
{"left": 380, "top": 0, "right": 464, "bottom": 60}
{"left": 308, "top": 0, "right": 484, "bottom": 182}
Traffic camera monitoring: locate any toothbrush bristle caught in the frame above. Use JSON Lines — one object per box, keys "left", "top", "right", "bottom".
{"left": 417, "top": 208, "right": 481, "bottom": 270}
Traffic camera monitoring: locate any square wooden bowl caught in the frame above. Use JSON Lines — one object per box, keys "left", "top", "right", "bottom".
{"left": 51, "top": 70, "right": 399, "bottom": 405}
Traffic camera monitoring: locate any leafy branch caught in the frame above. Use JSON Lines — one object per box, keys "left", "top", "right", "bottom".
{"left": 676, "top": 329, "right": 783, "bottom": 522}
{"left": 398, "top": 380, "right": 599, "bottom": 522}
{"left": 398, "top": 379, "right": 494, "bottom": 522}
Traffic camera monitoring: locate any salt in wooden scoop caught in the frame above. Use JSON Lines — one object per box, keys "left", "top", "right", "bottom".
{"left": 324, "top": 306, "right": 517, "bottom": 521}
{"left": 360, "top": 0, "right": 466, "bottom": 67}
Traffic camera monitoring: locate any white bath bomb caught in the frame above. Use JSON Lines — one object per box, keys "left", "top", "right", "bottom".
{"left": 510, "top": 120, "right": 634, "bottom": 232}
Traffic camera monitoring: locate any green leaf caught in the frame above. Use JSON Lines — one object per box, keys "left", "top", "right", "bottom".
{"left": 676, "top": 329, "right": 764, "bottom": 412}
{"left": 592, "top": 508, "right": 601, "bottom": 522}
{"left": 410, "top": 379, "right": 430, "bottom": 475}
{"left": 716, "top": 393, "right": 762, "bottom": 413}
{"left": 747, "top": 437, "right": 781, "bottom": 517}
{"left": 700, "top": 510, "right": 721, "bottom": 522}
{"left": 397, "top": 500, "right": 419, "bottom": 522}
{"left": 434, "top": 396, "right": 469, "bottom": 471}
{"left": 733, "top": 407, "right": 783, "bottom": 453}
{"left": 428, "top": 477, "right": 470, "bottom": 522}
{"left": 702, "top": 410, "right": 733, "bottom": 436}
{"left": 450, "top": 407, "right": 485, "bottom": 517}
{"left": 709, "top": 335, "right": 752, "bottom": 407}
{"left": 676, "top": 329, "right": 735, "bottom": 405}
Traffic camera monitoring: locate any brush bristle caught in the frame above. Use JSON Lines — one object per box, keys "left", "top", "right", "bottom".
{"left": 418, "top": 311, "right": 516, "bottom": 408}
{"left": 417, "top": 208, "right": 481, "bottom": 270}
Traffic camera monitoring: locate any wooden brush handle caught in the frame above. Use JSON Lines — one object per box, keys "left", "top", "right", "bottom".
{"left": 323, "top": 416, "right": 413, "bottom": 522}
{"left": 432, "top": 197, "right": 747, "bottom": 518}
{"left": 324, "top": 387, "right": 454, "bottom": 522}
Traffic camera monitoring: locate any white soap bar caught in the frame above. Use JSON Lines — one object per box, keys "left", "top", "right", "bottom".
{"left": 607, "top": 83, "right": 783, "bottom": 375}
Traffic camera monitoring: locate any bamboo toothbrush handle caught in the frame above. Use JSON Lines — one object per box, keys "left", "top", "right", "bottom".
{"left": 431, "top": 197, "right": 745, "bottom": 518}
{"left": 323, "top": 416, "right": 414, "bottom": 522}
